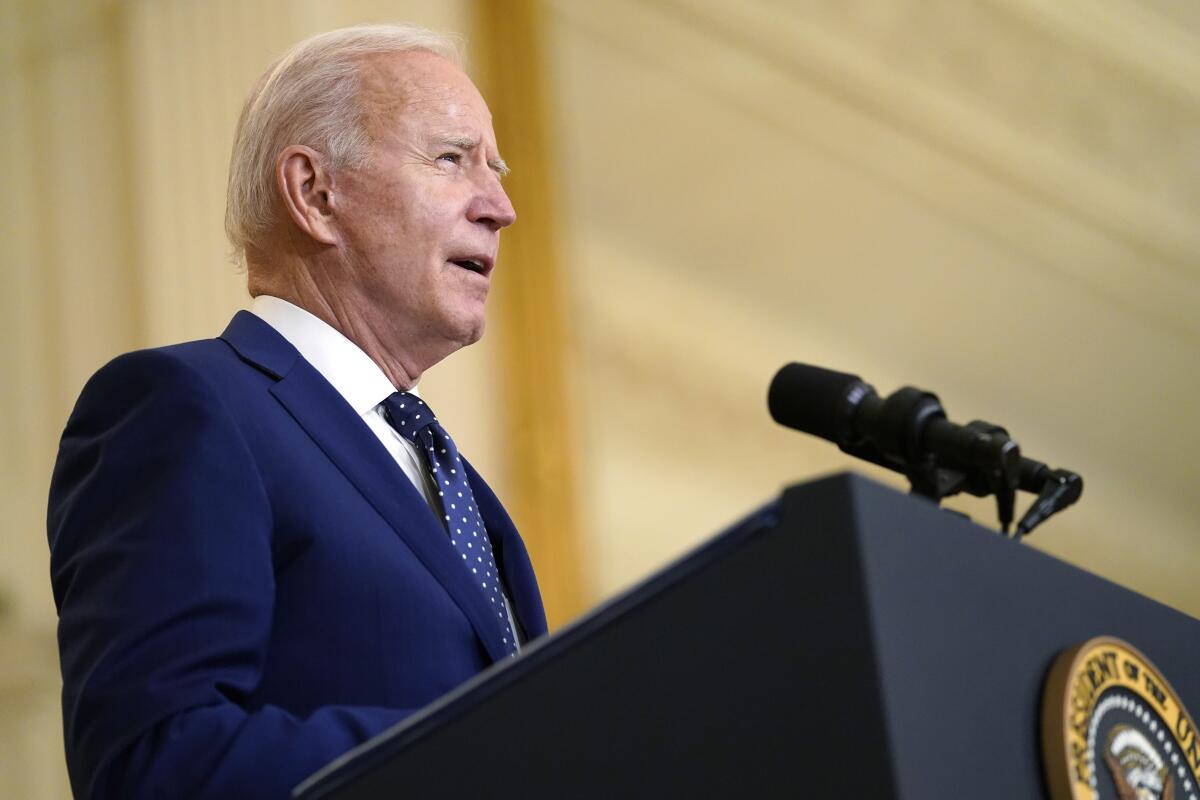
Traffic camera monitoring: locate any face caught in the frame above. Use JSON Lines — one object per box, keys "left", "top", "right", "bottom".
{"left": 332, "top": 50, "right": 515, "bottom": 366}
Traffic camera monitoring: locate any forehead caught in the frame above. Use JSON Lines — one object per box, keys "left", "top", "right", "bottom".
{"left": 357, "top": 50, "right": 491, "bottom": 140}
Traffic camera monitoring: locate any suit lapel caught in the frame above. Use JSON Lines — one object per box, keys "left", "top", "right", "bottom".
{"left": 220, "top": 312, "right": 512, "bottom": 663}
{"left": 465, "top": 462, "right": 549, "bottom": 640}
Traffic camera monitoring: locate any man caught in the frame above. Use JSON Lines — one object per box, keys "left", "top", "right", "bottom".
{"left": 47, "top": 24, "right": 546, "bottom": 799}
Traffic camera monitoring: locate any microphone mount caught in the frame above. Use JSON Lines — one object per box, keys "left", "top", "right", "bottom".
{"left": 768, "top": 363, "right": 1082, "bottom": 537}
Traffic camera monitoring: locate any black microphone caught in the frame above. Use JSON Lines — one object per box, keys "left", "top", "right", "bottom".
{"left": 767, "top": 362, "right": 1082, "bottom": 535}
{"left": 767, "top": 363, "right": 874, "bottom": 447}
{"left": 768, "top": 363, "right": 1020, "bottom": 487}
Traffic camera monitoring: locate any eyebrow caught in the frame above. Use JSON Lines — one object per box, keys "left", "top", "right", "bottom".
{"left": 442, "top": 135, "right": 510, "bottom": 177}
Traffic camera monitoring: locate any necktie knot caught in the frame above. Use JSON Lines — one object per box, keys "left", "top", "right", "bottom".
{"left": 382, "top": 391, "right": 436, "bottom": 443}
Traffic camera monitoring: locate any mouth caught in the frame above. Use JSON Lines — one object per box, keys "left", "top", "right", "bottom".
{"left": 449, "top": 256, "right": 493, "bottom": 277}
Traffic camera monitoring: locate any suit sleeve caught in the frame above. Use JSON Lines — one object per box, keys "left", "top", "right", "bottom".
{"left": 48, "top": 350, "right": 410, "bottom": 800}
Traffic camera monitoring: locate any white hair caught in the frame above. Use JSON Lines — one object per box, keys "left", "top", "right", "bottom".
{"left": 225, "top": 24, "right": 463, "bottom": 265}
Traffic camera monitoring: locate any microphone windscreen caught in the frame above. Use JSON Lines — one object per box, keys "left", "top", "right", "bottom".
{"left": 768, "top": 362, "right": 864, "bottom": 442}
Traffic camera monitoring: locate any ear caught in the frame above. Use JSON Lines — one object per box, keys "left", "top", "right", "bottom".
{"left": 275, "top": 145, "right": 338, "bottom": 246}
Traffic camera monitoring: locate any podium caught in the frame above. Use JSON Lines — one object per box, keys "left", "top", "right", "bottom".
{"left": 294, "top": 473, "right": 1200, "bottom": 799}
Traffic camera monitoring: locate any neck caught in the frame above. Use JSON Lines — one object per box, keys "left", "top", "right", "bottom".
{"left": 248, "top": 252, "right": 446, "bottom": 391}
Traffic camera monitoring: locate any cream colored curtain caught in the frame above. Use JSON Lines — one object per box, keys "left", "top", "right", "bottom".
{"left": 547, "top": 0, "right": 1200, "bottom": 610}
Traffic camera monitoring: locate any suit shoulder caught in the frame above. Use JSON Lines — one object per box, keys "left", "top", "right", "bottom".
{"left": 99, "top": 337, "right": 240, "bottom": 382}
{"left": 57, "top": 340, "right": 264, "bottom": 454}
{"left": 50, "top": 338, "right": 272, "bottom": 548}
{"left": 80, "top": 337, "right": 257, "bottom": 406}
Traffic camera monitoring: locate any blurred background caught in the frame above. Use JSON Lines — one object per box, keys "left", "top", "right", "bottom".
{"left": 3, "top": 0, "right": 1199, "bottom": 795}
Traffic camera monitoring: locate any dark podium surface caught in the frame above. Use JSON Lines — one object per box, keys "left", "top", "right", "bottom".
{"left": 295, "top": 472, "right": 1199, "bottom": 799}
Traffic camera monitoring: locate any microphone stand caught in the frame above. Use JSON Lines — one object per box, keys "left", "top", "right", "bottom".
{"left": 835, "top": 386, "right": 1082, "bottom": 538}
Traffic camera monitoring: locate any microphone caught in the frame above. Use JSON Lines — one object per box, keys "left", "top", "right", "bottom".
{"left": 767, "top": 362, "right": 1082, "bottom": 536}
{"left": 767, "top": 363, "right": 871, "bottom": 447}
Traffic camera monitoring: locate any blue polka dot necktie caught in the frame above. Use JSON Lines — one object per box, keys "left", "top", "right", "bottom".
{"left": 381, "top": 391, "right": 517, "bottom": 655}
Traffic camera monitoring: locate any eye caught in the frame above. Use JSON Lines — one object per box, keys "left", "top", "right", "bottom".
{"left": 437, "top": 152, "right": 462, "bottom": 166}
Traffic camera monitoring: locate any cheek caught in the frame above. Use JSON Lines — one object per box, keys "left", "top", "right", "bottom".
{"left": 343, "top": 177, "right": 412, "bottom": 237}
{"left": 338, "top": 177, "right": 452, "bottom": 272}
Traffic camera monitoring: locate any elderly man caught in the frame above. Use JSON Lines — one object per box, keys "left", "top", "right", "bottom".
{"left": 47, "top": 24, "right": 545, "bottom": 799}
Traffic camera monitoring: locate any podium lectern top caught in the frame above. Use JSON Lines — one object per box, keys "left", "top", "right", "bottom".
{"left": 296, "top": 473, "right": 1199, "bottom": 800}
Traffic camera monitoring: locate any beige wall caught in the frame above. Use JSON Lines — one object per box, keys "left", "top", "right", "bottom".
{"left": 548, "top": 0, "right": 1200, "bottom": 614}
{"left": 3, "top": 0, "right": 1199, "bottom": 796}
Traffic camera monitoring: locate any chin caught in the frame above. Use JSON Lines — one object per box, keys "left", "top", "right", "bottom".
{"left": 462, "top": 317, "right": 486, "bottom": 346}
{"left": 446, "top": 313, "right": 486, "bottom": 349}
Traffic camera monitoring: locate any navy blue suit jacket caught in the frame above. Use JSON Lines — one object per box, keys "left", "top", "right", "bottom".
{"left": 47, "top": 311, "right": 547, "bottom": 799}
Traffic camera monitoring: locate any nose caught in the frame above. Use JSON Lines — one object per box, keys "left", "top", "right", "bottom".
{"left": 468, "top": 171, "right": 517, "bottom": 231}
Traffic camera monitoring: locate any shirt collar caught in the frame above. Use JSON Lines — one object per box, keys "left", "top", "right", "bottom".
{"left": 249, "top": 295, "right": 415, "bottom": 415}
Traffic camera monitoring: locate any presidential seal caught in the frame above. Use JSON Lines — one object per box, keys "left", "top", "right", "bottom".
{"left": 1042, "top": 637, "right": 1200, "bottom": 800}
